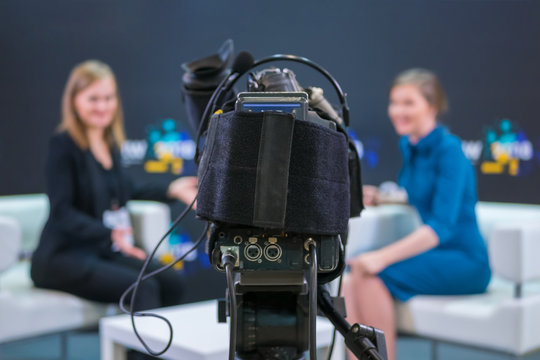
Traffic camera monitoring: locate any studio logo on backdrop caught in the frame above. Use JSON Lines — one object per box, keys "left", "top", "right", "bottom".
{"left": 121, "top": 118, "right": 195, "bottom": 175}
{"left": 462, "top": 118, "right": 534, "bottom": 176}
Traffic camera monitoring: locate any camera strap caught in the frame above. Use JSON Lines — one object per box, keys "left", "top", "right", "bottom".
{"left": 253, "top": 112, "right": 295, "bottom": 228}
{"left": 197, "top": 110, "right": 350, "bottom": 235}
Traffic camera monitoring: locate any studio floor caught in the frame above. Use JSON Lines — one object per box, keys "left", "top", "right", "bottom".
{"left": 2, "top": 332, "right": 540, "bottom": 360}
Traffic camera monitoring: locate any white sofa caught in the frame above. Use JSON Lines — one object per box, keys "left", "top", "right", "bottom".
{"left": 347, "top": 202, "right": 540, "bottom": 357}
{"left": 0, "top": 194, "right": 171, "bottom": 344}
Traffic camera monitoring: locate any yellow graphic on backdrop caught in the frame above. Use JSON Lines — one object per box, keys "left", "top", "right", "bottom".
{"left": 480, "top": 119, "right": 532, "bottom": 177}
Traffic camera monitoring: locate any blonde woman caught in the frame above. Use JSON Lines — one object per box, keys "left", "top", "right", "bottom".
{"left": 343, "top": 69, "right": 491, "bottom": 360}
{"left": 31, "top": 60, "right": 197, "bottom": 310}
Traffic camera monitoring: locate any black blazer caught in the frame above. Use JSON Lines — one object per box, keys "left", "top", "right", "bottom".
{"left": 31, "top": 132, "right": 170, "bottom": 287}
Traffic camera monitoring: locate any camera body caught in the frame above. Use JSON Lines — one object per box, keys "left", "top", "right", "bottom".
{"left": 200, "top": 67, "right": 350, "bottom": 280}
{"left": 208, "top": 71, "right": 344, "bottom": 279}
{"left": 194, "top": 67, "right": 350, "bottom": 359}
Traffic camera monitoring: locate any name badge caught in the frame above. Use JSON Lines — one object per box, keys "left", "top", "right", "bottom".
{"left": 103, "top": 207, "right": 134, "bottom": 251}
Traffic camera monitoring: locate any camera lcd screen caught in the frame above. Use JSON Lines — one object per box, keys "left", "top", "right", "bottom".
{"left": 241, "top": 102, "right": 303, "bottom": 119}
{"left": 236, "top": 92, "right": 308, "bottom": 121}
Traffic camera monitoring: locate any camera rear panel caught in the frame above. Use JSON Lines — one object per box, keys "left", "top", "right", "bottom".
{"left": 210, "top": 226, "right": 340, "bottom": 273}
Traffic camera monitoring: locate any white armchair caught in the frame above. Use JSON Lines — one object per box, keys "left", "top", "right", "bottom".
{"left": 347, "top": 202, "right": 540, "bottom": 356}
{"left": 0, "top": 194, "right": 171, "bottom": 344}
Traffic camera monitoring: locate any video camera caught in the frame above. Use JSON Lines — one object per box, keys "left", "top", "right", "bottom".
{"left": 181, "top": 40, "right": 387, "bottom": 360}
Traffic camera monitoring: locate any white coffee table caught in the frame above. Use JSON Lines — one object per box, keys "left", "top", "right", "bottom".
{"left": 100, "top": 300, "right": 343, "bottom": 360}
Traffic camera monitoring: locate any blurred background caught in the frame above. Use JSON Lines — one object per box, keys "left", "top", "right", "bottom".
{"left": 1, "top": 1, "right": 539, "bottom": 359}
{"left": 2, "top": 0, "right": 540, "bottom": 203}
{"left": 1, "top": 0, "right": 540, "bottom": 299}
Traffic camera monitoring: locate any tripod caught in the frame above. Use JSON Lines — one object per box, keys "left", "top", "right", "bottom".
{"left": 219, "top": 279, "right": 387, "bottom": 360}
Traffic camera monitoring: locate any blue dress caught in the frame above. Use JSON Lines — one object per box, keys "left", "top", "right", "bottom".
{"left": 378, "top": 125, "right": 491, "bottom": 302}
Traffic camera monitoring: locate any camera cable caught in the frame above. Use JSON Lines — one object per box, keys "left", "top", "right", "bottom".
{"left": 221, "top": 251, "right": 238, "bottom": 360}
{"left": 118, "top": 196, "right": 207, "bottom": 357}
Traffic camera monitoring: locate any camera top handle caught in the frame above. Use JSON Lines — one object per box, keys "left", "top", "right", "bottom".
{"left": 235, "top": 54, "right": 349, "bottom": 127}
{"left": 195, "top": 53, "right": 350, "bottom": 164}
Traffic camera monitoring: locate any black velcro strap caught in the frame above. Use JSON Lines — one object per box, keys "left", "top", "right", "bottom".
{"left": 253, "top": 112, "right": 295, "bottom": 228}
{"left": 196, "top": 110, "right": 350, "bottom": 235}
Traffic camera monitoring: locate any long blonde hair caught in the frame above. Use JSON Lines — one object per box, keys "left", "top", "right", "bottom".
{"left": 59, "top": 60, "right": 125, "bottom": 149}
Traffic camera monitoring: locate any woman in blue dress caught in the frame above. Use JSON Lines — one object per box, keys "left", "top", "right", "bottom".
{"left": 342, "top": 69, "right": 491, "bottom": 360}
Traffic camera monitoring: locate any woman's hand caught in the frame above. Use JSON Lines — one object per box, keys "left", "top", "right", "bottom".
{"left": 347, "top": 250, "right": 388, "bottom": 276}
{"left": 363, "top": 185, "right": 380, "bottom": 206}
{"left": 167, "top": 176, "right": 198, "bottom": 209}
{"left": 111, "top": 228, "right": 146, "bottom": 260}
